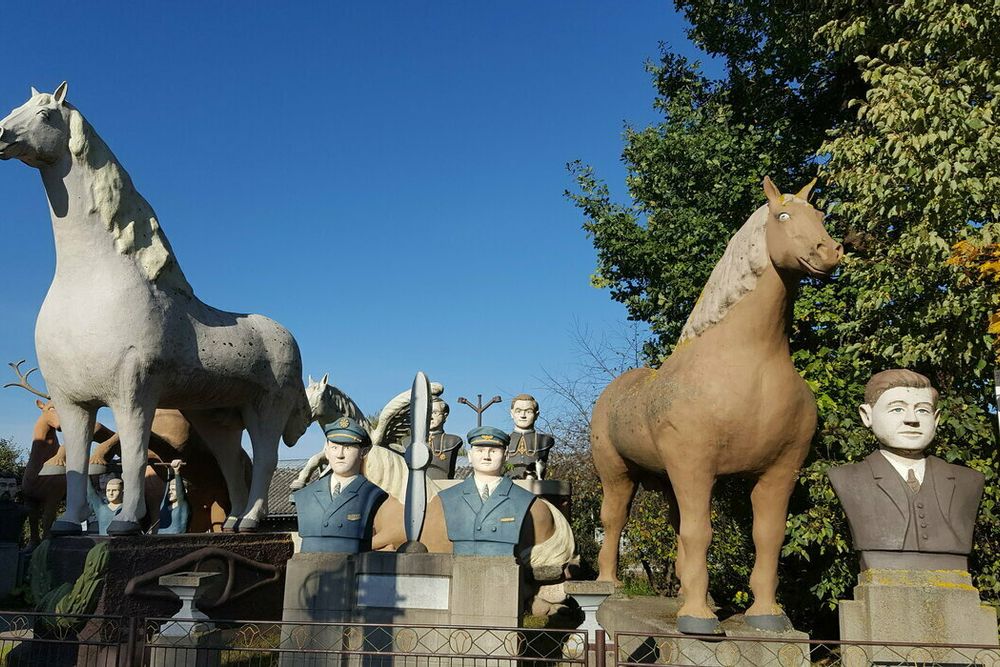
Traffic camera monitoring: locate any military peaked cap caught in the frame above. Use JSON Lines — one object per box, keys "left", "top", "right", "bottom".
{"left": 323, "top": 417, "right": 371, "bottom": 446}
{"left": 467, "top": 426, "right": 510, "bottom": 448}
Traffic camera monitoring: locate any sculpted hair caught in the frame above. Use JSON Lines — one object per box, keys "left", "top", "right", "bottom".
{"left": 510, "top": 393, "right": 538, "bottom": 411}
{"left": 432, "top": 397, "right": 449, "bottom": 415}
{"left": 864, "top": 369, "right": 939, "bottom": 407}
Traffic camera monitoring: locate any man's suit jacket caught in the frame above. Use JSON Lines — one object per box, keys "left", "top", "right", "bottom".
{"left": 506, "top": 430, "right": 555, "bottom": 478}
{"left": 402, "top": 432, "right": 464, "bottom": 480}
{"left": 293, "top": 475, "right": 387, "bottom": 553}
{"left": 437, "top": 476, "right": 535, "bottom": 556}
{"left": 828, "top": 451, "right": 984, "bottom": 554}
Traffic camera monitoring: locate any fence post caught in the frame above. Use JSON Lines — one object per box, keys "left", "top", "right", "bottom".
{"left": 121, "top": 615, "right": 141, "bottom": 667}
{"left": 594, "top": 628, "right": 607, "bottom": 667}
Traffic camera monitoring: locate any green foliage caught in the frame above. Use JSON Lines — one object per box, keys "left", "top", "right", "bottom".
{"left": 0, "top": 436, "right": 25, "bottom": 477}
{"left": 568, "top": 0, "right": 1000, "bottom": 633}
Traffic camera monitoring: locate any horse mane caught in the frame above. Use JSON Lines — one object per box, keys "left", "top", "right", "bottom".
{"left": 678, "top": 203, "right": 771, "bottom": 342}
{"left": 62, "top": 100, "right": 193, "bottom": 296}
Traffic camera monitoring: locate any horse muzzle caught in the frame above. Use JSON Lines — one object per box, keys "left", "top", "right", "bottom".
{"left": 0, "top": 126, "right": 17, "bottom": 159}
{"left": 798, "top": 243, "right": 844, "bottom": 278}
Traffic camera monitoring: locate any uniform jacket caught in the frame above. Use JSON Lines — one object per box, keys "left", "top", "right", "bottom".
{"left": 402, "top": 432, "right": 464, "bottom": 480}
{"left": 437, "top": 475, "right": 535, "bottom": 556}
{"left": 506, "top": 430, "right": 555, "bottom": 478}
{"left": 828, "top": 451, "right": 984, "bottom": 555}
{"left": 293, "top": 474, "right": 388, "bottom": 553}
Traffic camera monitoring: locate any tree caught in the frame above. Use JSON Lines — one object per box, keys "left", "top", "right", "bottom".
{"left": 0, "top": 436, "right": 25, "bottom": 477}
{"left": 568, "top": 0, "right": 1000, "bottom": 632}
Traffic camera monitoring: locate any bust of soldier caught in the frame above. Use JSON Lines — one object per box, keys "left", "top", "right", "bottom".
{"left": 428, "top": 426, "right": 540, "bottom": 556}
{"left": 87, "top": 476, "right": 123, "bottom": 535}
{"left": 293, "top": 417, "right": 389, "bottom": 553}
{"left": 506, "top": 394, "right": 555, "bottom": 479}
{"left": 827, "top": 369, "right": 985, "bottom": 571}
{"left": 0, "top": 473, "right": 28, "bottom": 544}
{"left": 402, "top": 398, "right": 464, "bottom": 480}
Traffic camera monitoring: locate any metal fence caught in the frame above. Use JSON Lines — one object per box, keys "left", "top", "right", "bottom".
{"left": 1, "top": 612, "right": 999, "bottom": 666}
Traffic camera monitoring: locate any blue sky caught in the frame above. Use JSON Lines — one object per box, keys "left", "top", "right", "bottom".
{"left": 0, "top": 2, "right": 720, "bottom": 458}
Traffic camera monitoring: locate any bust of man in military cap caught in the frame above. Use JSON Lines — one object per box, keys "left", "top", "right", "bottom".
{"left": 827, "top": 369, "right": 985, "bottom": 570}
{"left": 293, "top": 417, "right": 389, "bottom": 553}
{"left": 401, "top": 397, "right": 464, "bottom": 480}
{"left": 506, "top": 394, "right": 555, "bottom": 480}
{"left": 428, "top": 426, "right": 539, "bottom": 556}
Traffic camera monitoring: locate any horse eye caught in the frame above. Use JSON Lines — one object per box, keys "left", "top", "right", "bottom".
{"left": 778, "top": 212, "right": 791, "bottom": 222}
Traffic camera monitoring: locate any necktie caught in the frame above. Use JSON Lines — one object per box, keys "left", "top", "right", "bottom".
{"left": 481, "top": 484, "right": 490, "bottom": 502}
{"left": 906, "top": 468, "right": 920, "bottom": 493}
{"left": 332, "top": 481, "right": 341, "bottom": 496}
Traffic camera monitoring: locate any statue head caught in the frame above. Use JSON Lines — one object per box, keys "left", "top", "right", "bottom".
{"left": 429, "top": 397, "right": 449, "bottom": 432}
{"left": 0, "top": 83, "right": 73, "bottom": 168}
{"left": 859, "top": 369, "right": 940, "bottom": 456}
{"left": 510, "top": 394, "right": 540, "bottom": 431}
{"left": 467, "top": 426, "right": 510, "bottom": 478}
{"left": 323, "top": 417, "right": 372, "bottom": 478}
{"left": 105, "top": 478, "right": 123, "bottom": 505}
{"left": 761, "top": 177, "right": 843, "bottom": 278}
{"left": 0, "top": 474, "right": 19, "bottom": 502}
{"left": 166, "top": 477, "right": 189, "bottom": 504}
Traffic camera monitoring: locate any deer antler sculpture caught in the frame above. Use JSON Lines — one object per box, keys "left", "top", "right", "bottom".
{"left": 4, "top": 360, "right": 50, "bottom": 399}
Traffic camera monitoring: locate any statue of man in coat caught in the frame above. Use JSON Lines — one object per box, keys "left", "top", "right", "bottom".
{"left": 827, "top": 369, "right": 985, "bottom": 570}
{"left": 293, "top": 417, "right": 389, "bottom": 553}
{"left": 429, "top": 426, "right": 539, "bottom": 556}
{"left": 506, "top": 394, "right": 555, "bottom": 480}
{"left": 401, "top": 397, "right": 464, "bottom": 480}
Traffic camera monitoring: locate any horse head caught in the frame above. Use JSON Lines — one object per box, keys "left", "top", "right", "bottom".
{"left": 0, "top": 82, "right": 73, "bottom": 168}
{"left": 305, "top": 373, "right": 335, "bottom": 422}
{"left": 762, "top": 176, "right": 843, "bottom": 279}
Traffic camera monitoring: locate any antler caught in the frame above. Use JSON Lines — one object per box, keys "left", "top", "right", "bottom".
{"left": 3, "top": 359, "right": 51, "bottom": 400}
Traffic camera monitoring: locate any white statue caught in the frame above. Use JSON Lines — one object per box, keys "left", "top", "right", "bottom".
{"left": 0, "top": 83, "right": 311, "bottom": 535}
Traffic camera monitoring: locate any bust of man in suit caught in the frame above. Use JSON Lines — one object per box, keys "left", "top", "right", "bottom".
{"left": 827, "top": 369, "right": 985, "bottom": 570}
{"left": 433, "top": 426, "right": 538, "bottom": 556}
{"left": 506, "top": 394, "right": 555, "bottom": 480}
{"left": 293, "top": 417, "right": 389, "bottom": 553}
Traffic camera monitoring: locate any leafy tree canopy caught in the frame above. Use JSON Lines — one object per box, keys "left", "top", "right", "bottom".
{"left": 568, "top": 0, "right": 1000, "bottom": 631}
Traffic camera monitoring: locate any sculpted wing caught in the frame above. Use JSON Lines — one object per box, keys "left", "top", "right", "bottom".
{"left": 369, "top": 382, "right": 444, "bottom": 452}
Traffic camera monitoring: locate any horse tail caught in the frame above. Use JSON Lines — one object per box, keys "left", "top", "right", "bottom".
{"left": 282, "top": 386, "right": 312, "bottom": 447}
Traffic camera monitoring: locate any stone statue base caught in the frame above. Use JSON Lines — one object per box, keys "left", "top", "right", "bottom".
{"left": 839, "top": 568, "right": 1000, "bottom": 666}
{"left": 280, "top": 551, "right": 524, "bottom": 666}
{"left": 597, "top": 597, "right": 809, "bottom": 667}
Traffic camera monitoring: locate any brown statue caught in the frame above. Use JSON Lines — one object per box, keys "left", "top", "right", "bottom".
{"left": 591, "top": 177, "right": 843, "bottom": 634}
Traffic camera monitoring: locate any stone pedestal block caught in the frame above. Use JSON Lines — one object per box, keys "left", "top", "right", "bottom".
{"left": 839, "top": 568, "right": 1000, "bottom": 666}
{"left": 564, "top": 580, "right": 614, "bottom": 643}
{"left": 280, "top": 551, "right": 524, "bottom": 666}
{"left": 599, "top": 597, "right": 809, "bottom": 667}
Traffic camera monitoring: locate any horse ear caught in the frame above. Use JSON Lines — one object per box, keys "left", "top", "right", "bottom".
{"left": 30, "top": 86, "right": 40, "bottom": 97}
{"left": 308, "top": 375, "right": 314, "bottom": 385}
{"left": 795, "top": 178, "right": 818, "bottom": 201}
{"left": 320, "top": 373, "right": 329, "bottom": 386}
{"left": 763, "top": 176, "right": 783, "bottom": 206}
{"left": 53, "top": 81, "right": 68, "bottom": 105}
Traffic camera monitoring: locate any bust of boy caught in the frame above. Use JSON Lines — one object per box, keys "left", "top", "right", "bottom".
{"left": 827, "top": 369, "right": 985, "bottom": 570}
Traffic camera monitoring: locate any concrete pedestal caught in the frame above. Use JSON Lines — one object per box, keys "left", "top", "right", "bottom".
{"left": 280, "top": 551, "right": 523, "bottom": 666}
{"left": 839, "top": 568, "right": 1000, "bottom": 666}
{"left": 564, "top": 580, "right": 614, "bottom": 643}
{"left": 598, "top": 597, "right": 810, "bottom": 667}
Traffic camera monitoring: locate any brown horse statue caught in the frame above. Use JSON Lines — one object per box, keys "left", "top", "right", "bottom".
{"left": 591, "top": 177, "right": 842, "bottom": 634}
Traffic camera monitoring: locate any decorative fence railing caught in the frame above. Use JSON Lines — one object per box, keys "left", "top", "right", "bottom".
{"left": 0, "top": 611, "right": 998, "bottom": 666}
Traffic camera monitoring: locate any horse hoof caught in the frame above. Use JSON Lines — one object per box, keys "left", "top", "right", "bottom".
{"left": 676, "top": 615, "right": 722, "bottom": 635}
{"left": 107, "top": 520, "right": 142, "bottom": 536}
{"left": 235, "top": 518, "right": 259, "bottom": 533}
{"left": 745, "top": 614, "right": 793, "bottom": 632}
{"left": 222, "top": 517, "right": 238, "bottom": 532}
{"left": 50, "top": 520, "right": 83, "bottom": 536}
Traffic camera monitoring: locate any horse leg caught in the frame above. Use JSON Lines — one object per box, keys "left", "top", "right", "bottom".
{"left": 186, "top": 413, "right": 249, "bottom": 531}
{"left": 744, "top": 461, "right": 799, "bottom": 630}
{"left": 106, "top": 400, "right": 156, "bottom": 535}
{"left": 236, "top": 408, "right": 281, "bottom": 532}
{"left": 49, "top": 398, "right": 95, "bottom": 535}
{"left": 672, "top": 468, "right": 719, "bottom": 634}
{"left": 593, "top": 441, "right": 638, "bottom": 585}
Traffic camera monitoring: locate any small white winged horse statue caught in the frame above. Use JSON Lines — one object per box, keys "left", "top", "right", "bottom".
{"left": 0, "top": 83, "right": 311, "bottom": 535}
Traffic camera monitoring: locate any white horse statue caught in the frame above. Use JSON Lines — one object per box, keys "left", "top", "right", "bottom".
{"left": 0, "top": 83, "right": 311, "bottom": 535}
